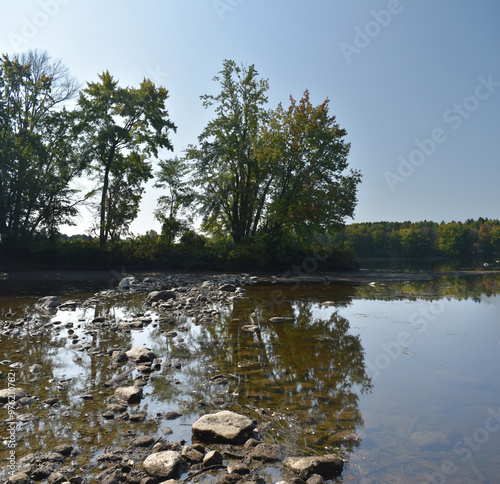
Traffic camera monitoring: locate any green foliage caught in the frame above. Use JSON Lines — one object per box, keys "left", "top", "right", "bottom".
{"left": 76, "top": 71, "right": 176, "bottom": 248}
{"left": 186, "top": 60, "right": 361, "bottom": 253}
{"left": 336, "top": 219, "right": 500, "bottom": 259}
{"left": 259, "top": 90, "right": 361, "bottom": 245}
{"left": 186, "top": 59, "right": 270, "bottom": 243}
{"left": 0, "top": 50, "right": 81, "bottom": 240}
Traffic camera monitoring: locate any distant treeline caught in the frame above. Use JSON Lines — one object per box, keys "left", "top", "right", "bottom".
{"left": 334, "top": 218, "right": 500, "bottom": 259}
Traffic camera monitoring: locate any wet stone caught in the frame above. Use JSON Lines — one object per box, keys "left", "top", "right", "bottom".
{"left": 114, "top": 385, "right": 143, "bottom": 404}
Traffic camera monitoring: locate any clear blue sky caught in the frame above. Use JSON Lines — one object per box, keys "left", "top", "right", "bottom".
{"left": 1, "top": 0, "right": 499, "bottom": 235}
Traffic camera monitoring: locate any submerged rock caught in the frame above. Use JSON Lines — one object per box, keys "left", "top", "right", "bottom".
{"left": 283, "top": 454, "right": 344, "bottom": 479}
{"left": 192, "top": 410, "right": 255, "bottom": 444}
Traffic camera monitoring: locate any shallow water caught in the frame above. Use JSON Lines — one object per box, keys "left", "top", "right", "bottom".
{"left": 0, "top": 273, "right": 499, "bottom": 482}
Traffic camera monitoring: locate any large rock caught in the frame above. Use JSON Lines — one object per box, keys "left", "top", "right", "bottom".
{"left": 125, "top": 347, "right": 157, "bottom": 363}
{"left": 36, "top": 296, "right": 60, "bottom": 310}
{"left": 0, "top": 388, "right": 27, "bottom": 404}
{"left": 142, "top": 450, "right": 182, "bottom": 479}
{"left": 114, "top": 386, "right": 143, "bottom": 404}
{"left": 147, "top": 290, "right": 176, "bottom": 303}
{"left": 192, "top": 410, "right": 255, "bottom": 444}
{"left": 283, "top": 454, "right": 344, "bottom": 479}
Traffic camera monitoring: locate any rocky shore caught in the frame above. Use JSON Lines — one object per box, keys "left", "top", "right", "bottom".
{"left": 1, "top": 273, "right": 350, "bottom": 484}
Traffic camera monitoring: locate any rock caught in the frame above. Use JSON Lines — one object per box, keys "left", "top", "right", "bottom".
{"left": 125, "top": 347, "right": 157, "bottom": 363}
{"left": 29, "top": 364, "right": 42, "bottom": 373}
{"left": 7, "top": 473, "right": 35, "bottom": 484}
{"left": 111, "top": 351, "right": 128, "bottom": 363}
{"left": 203, "top": 450, "right": 223, "bottom": 467}
{"left": 181, "top": 444, "right": 205, "bottom": 463}
{"left": 142, "top": 450, "right": 182, "bottom": 479}
{"left": 47, "top": 472, "right": 67, "bottom": 484}
{"left": 118, "top": 276, "right": 137, "bottom": 290}
{"left": 270, "top": 316, "right": 294, "bottom": 323}
{"left": 0, "top": 387, "right": 26, "bottom": 403}
{"left": 114, "top": 386, "right": 143, "bottom": 404}
{"left": 36, "top": 296, "right": 60, "bottom": 310}
{"left": 164, "top": 411, "right": 182, "bottom": 420}
{"left": 147, "top": 290, "right": 176, "bottom": 303}
{"left": 227, "top": 463, "right": 250, "bottom": 475}
{"left": 409, "top": 431, "right": 449, "bottom": 448}
{"left": 219, "top": 284, "right": 236, "bottom": 292}
{"left": 192, "top": 410, "right": 255, "bottom": 444}
{"left": 248, "top": 443, "right": 283, "bottom": 461}
{"left": 131, "top": 435, "right": 155, "bottom": 447}
{"left": 307, "top": 474, "right": 325, "bottom": 484}
{"left": 283, "top": 455, "right": 344, "bottom": 480}
{"left": 241, "top": 325, "right": 259, "bottom": 332}
{"left": 52, "top": 444, "right": 73, "bottom": 456}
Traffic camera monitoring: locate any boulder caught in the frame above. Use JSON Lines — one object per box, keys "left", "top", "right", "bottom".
{"left": 283, "top": 455, "right": 344, "bottom": 479}
{"left": 142, "top": 450, "right": 182, "bottom": 479}
{"left": 114, "top": 386, "right": 143, "bottom": 404}
{"left": 192, "top": 410, "right": 254, "bottom": 444}
{"left": 36, "top": 296, "right": 60, "bottom": 310}
{"left": 125, "top": 347, "right": 157, "bottom": 363}
{"left": 147, "top": 290, "right": 176, "bottom": 303}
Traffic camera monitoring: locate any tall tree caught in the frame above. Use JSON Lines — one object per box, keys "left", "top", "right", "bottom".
{"left": 77, "top": 71, "right": 176, "bottom": 248}
{"left": 186, "top": 60, "right": 270, "bottom": 243}
{"left": 154, "top": 156, "right": 195, "bottom": 245}
{"left": 0, "top": 50, "right": 81, "bottom": 240}
{"left": 258, "top": 90, "right": 362, "bottom": 246}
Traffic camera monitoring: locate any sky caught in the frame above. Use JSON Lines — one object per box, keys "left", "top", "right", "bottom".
{"left": 1, "top": 0, "right": 499, "bottom": 235}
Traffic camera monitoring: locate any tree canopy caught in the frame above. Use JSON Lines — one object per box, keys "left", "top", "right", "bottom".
{"left": 185, "top": 59, "right": 361, "bottom": 249}
{"left": 76, "top": 71, "right": 176, "bottom": 247}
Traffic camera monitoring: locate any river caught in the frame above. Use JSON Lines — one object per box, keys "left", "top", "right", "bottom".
{"left": 0, "top": 267, "right": 499, "bottom": 483}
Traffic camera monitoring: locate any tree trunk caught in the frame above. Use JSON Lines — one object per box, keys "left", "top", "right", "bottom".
{"left": 99, "top": 144, "right": 116, "bottom": 249}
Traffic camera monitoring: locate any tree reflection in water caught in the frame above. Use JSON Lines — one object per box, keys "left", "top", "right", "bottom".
{"left": 193, "top": 286, "right": 373, "bottom": 455}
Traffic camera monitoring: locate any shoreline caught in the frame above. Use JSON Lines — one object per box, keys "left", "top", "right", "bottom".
{"left": 1, "top": 268, "right": 499, "bottom": 285}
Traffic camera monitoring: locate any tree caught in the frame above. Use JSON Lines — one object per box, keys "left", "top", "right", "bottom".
{"left": 186, "top": 60, "right": 270, "bottom": 243}
{"left": 187, "top": 60, "right": 361, "bottom": 249}
{"left": 258, "top": 90, "right": 361, "bottom": 246}
{"left": 0, "top": 50, "right": 81, "bottom": 240}
{"left": 154, "top": 156, "right": 195, "bottom": 245}
{"left": 77, "top": 71, "right": 176, "bottom": 248}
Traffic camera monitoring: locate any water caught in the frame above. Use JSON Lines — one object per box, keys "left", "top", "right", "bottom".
{"left": 0, "top": 272, "right": 499, "bottom": 482}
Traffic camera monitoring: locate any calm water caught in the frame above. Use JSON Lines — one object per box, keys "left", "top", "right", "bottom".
{"left": 0, "top": 272, "right": 499, "bottom": 483}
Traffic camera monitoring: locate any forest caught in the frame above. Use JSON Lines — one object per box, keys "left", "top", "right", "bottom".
{"left": 334, "top": 219, "right": 500, "bottom": 259}
{"left": 1, "top": 50, "right": 498, "bottom": 272}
